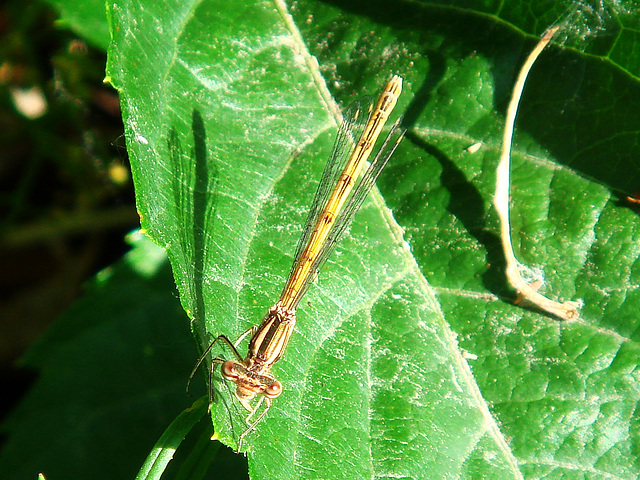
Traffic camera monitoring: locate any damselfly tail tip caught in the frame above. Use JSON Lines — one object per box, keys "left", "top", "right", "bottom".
{"left": 385, "top": 75, "right": 403, "bottom": 100}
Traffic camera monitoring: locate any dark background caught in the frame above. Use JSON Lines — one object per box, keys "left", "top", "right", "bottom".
{"left": 0, "top": 0, "right": 137, "bottom": 435}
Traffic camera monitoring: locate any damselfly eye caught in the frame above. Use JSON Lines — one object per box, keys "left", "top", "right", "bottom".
{"left": 264, "top": 380, "right": 283, "bottom": 398}
{"left": 221, "top": 360, "right": 240, "bottom": 381}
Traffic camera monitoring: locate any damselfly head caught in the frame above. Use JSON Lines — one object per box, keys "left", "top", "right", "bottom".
{"left": 221, "top": 359, "right": 283, "bottom": 401}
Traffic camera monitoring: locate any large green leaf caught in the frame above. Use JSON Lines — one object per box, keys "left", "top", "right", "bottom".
{"left": 292, "top": 1, "right": 640, "bottom": 479}
{"left": 9, "top": 0, "right": 632, "bottom": 478}
{"left": 106, "top": 0, "right": 524, "bottom": 478}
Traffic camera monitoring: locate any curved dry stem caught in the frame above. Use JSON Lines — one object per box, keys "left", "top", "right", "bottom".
{"left": 493, "top": 26, "right": 581, "bottom": 321}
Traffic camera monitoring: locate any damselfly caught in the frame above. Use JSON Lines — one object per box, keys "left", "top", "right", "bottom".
{"left": 192, "top": 75, "right": 404, "bottom": 450}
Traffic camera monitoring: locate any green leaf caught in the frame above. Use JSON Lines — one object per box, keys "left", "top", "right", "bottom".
{"left": 297, "top": 1, "right": 640, "bottom": 478}
{"left": 0, "top": 233, "right": 203, "bottom": 479}
{"left": 105, "top": 0, "right": 519, "bottom": 478}
{"left": 44, "top": 0, "right": 111, "bottom": 50}
{"left": 99, "top": 0, "right": 640, "bottom": 479}
{"left": 135, "top": 396, "right": 209, "bottom": 480}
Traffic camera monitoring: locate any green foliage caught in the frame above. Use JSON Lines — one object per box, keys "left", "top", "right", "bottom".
{"left": 0, "top": 234, "right": 202, "bottom": 478}
{"left": 5, "top": 0, "right": 640, "bottom": 479}
{"left": 44, "top": 0, "right": 111, "bottom": 49}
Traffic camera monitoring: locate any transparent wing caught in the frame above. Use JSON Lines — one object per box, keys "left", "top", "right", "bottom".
{"left": 287, "top": 97, "right": 373, "bottom": 283}
{"left": 289, "top": 116, "right": 405, "bottom": 309}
